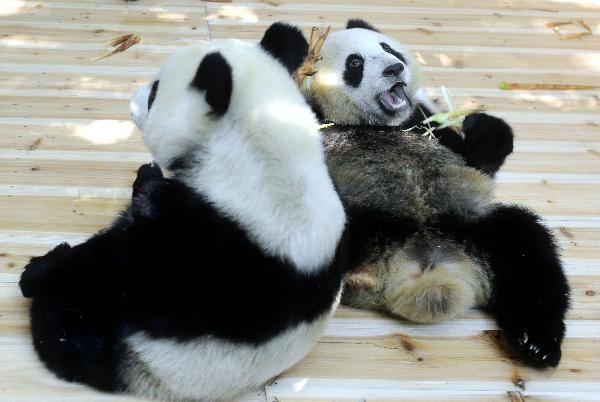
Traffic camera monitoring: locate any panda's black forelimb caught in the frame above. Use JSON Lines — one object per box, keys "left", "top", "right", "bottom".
{"left": 432, "top": 112, "right": 513, "bottom": 176}
{"left": 132, "top": 162, "right": 164, "bottom": 219}
{"left": 461, "top": 113, "right": 514, "bottom": 176}
{"left": 449, "top": 205, "right": 570, "bottom": 367}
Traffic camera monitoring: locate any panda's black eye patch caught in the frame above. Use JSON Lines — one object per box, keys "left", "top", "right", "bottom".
{"left": 344, "top": 54, "right": 364, "bottom": 88}
{"left": 380, "top": 42, "right": 406, "bottom": 64}
{"left": 148, "top": 80, "right": 159, "bottom": 111}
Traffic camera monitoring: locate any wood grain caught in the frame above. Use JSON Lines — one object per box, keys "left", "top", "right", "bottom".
{"left": 1, "top": 0, "right": 599, "bottom": 400}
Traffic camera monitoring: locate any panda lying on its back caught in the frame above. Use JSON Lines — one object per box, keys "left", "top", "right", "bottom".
{"left": 19, "top": 23, "right": 347, "bottom": 401}
{"left": 303, "top": 19, "right": 570, "bottom": 366}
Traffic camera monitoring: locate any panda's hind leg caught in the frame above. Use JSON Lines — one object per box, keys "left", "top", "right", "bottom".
{"left": 29, "top": 295, "right": 126, "bottom": 392}
{"left": 461, "top": 205, "right": 570, "bottom": 367}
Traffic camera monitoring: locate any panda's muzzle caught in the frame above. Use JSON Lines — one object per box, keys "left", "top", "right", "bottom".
{"left": 379, "top": 81, "right": 409, "bottom": 113}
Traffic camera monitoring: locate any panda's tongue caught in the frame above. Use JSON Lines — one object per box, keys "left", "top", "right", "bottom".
{"left": 380, "top": 83, "right": 408, "bottom": 111}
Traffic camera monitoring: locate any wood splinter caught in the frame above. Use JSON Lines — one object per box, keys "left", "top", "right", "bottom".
{"left": 293, "top": 26, "right": 331, "bottom": 87}
{"left": 93, "top": 33, "right": 142, "bottom": 61}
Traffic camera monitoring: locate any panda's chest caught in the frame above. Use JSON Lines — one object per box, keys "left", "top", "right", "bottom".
{"left": 323, "top": 129, "right": 493, "bottom": 219}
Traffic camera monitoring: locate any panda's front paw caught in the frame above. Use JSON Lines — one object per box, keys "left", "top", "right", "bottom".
{"left": 462, "top": 113, "right": 514, "bottom": 176}
{"left": 132, "top": 163, "right": 165, "bottom": 220}
{"left": 504, "top": 318, "right": 565, "bottom": 367}
{"left": 134, "top": 163, "right": 163, "bottom": 190}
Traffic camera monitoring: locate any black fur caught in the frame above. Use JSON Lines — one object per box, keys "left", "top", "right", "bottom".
{"left": 343, "top": 54, "right": 365, "bottom": 88}
{"left": 259, "top": 22, "right": 309, "bottom": 74}
{"left": 346, "top": 18, "right": 379, "bottom": 32}
{"left": 345, "top": 204, "right": 419, "bottom": 269}
{"left": 380, "top": 42, "right": 407, "bottom": 65}
{"left": 190, "top": 52, "right": 232, "bottom": 116}
{"left": 435, "top": 206, "right": 570, "bottom": 366}
{"left": 20, "top": 166, "right": 348, "bottom": 390}
{"left": 382, "top": 63, "right": 404, "bottom": 78}
{"left": 147, "top": 80, "right": 159, "bottom": 111}
{"left": 461, "top": 112, "right": 514, "bottom": 176}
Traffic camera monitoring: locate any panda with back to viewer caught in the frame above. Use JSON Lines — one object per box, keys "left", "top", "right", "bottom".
{"left": 19, "top": 23, "right": 349, "bottom": 401}
{"left": 302, "top": 18, "right": 570, "bottom": 367}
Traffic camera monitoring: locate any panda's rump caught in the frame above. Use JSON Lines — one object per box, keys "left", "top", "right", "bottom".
{"left": 384, "top": 232, "right": 491, "bottom": 323}
{"left": 122, "top": 298, "right": 339, "bottom": 401}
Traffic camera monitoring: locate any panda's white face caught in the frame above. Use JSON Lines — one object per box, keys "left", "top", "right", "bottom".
{"left": 129, "top": 38, "right": 316, "bottom": 171}
{"left": 306, "top": 26, "right": 422, "bottom": 126}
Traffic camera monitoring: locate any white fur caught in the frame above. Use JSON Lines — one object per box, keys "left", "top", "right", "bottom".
{"left": 305, "top": 27, "right": 433, "bottom": 126}
{"left": 130, "top": 40, "right": 346, "bottom": 273}
{"left": 124, "top": 290, "right": 341, "bottom": 401}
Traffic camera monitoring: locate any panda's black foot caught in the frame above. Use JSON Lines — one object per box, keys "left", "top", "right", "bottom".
{"left": 502, "top": 317, "right": 565, "bottom": 367}
{"left": 462, "top": 112, "right": 513, "bottom": 176}
{"left": 20, "top": 242, "right": 71, "bottom": 298}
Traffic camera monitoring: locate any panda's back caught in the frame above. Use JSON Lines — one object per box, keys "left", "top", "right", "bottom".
{"left": 322, "top": 126, "right": 494, "bottom": 222}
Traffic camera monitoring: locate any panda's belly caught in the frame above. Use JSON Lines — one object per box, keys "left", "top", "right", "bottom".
{"left": 324, "top": 130, "right": 494, "bottom": 221}
{"left": 123, "top": 291, "right": 341, "bottom": 401}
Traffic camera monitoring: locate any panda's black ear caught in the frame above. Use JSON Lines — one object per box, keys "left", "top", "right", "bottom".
{"left": 346, "top": 19, "right": 379, "bottom": 32}
{"left": 260, "top": 22, "right": 308, "bottom": 74}
{"left": 190, "top": 52, "right": 232, "bottom": 116}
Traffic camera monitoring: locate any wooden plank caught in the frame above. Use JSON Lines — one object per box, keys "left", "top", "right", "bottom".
{"left": 0, "top": 121, "right": 598, "bottom": 154}
{"left": 203, "top": 2, "right": 600, "bottom": 33}
{"left": 0, "top": 93, "right": 598, "bottom": 125}
{"left": 0, "top": 2, "right": 207, "bottom": 29}
{"left": 208, "top": 21, "right": 600, "bottom": 51}
{"left": 0, "top": 195, "right": 126, "bottom": 233}
{"left": 0, "top": 159, "right": 141, "bottom": 187}
{"left": 2, "top": 46, "right": 600, "bottom": 75}
{"left": 495, "top": 182, "right": 600, "bottom": 216}
{"left": 7, "top": 2, "right": 600, "bottom": 37}
{"left": 501, "top": 152, "right": 600, "bottom": 174}
{"left": 279, "top": 335, "right": 600, "bottom": 386}
{"left": 0, "top": 121, "right": 144, "bottom": 153}
{"left": 208, "top": 0, "right": 600, "bottom": 13}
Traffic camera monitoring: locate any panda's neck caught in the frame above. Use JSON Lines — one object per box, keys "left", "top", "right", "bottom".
{"left": 181, "top": 123, "right": 346, "bottom": 274}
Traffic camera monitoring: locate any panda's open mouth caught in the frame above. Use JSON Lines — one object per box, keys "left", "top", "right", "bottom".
{"left": 379, "top": 82, "right": 409, "bottom": 113}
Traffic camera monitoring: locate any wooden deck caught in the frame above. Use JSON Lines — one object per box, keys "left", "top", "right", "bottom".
{"left": 1, "top": 0, "right": 599, "bottom": 400}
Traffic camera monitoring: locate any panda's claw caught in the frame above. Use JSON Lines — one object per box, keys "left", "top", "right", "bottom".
{"left": 508, "top": 328, "right": 563, "bottom": 368}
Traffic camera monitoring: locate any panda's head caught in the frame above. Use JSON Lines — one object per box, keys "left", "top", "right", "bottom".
{"left": 305, "top": 19, "right": 421, "bottom": 126}
{"left": 129, "top": 22, "right": 312, "bottom": 171}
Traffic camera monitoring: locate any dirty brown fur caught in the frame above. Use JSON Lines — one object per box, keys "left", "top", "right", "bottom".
{"left": 324, "top": 126, "right": 494, "bottom": 323}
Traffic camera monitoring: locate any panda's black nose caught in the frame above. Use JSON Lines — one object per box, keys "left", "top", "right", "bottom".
{"left": 382, "top": 63, "right": 404, "bottom": 77}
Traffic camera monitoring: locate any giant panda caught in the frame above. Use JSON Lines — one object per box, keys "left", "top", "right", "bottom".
{"left": 19, "top": 23, "right": 348, "bottom": 401}
{"left": 302, "top": 19, "right": 570, "bottom": 366}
